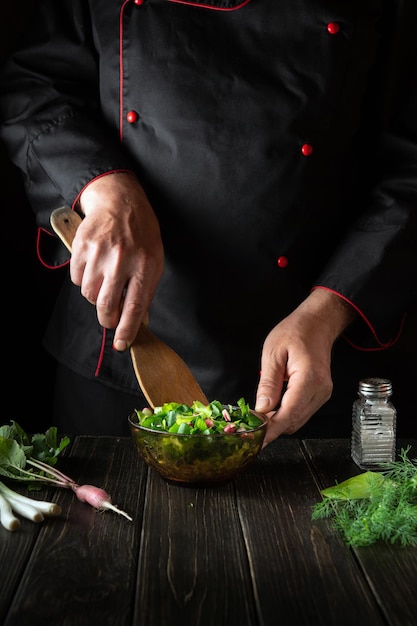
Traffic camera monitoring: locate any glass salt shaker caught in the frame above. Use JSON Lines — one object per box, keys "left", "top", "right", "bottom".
{"left": 351, "top": 377, "right": 397, "bottom": 470}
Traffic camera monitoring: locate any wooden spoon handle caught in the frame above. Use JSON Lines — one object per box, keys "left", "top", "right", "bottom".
{"left": 50, "top": 206, "right": 81, "bottom": 251}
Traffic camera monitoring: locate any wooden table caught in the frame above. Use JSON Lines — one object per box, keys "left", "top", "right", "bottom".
{"left": 1, "top": 436, "right": 416, "bottom": 626}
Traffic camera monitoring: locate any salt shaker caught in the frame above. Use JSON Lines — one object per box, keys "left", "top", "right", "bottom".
{"left": 351, "top": 377, "right": 397, "bottom": 470}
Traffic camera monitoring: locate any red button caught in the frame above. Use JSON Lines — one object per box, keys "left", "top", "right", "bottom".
{"left": 327, "top": 22, "right": 340, "bottom": 35}
{"left": 126, "top": 110, "right": 138, "bottom": 123}
{"left": 277, "top": 256, "right": 289, "bottom": 268}
{"left": 301, "top": 143, "right": 313, "bottom": 157}
{"left": 134, "top": 0, "right": 145, "bottom": 5}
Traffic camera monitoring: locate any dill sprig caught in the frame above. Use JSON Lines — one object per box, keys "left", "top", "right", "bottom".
{"left": 312, "top": 447, "right": 417, "bottom": 547}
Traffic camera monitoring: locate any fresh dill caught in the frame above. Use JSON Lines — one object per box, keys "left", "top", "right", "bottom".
{"left": 311, "top": 447, "right": 417, "bottom": 547}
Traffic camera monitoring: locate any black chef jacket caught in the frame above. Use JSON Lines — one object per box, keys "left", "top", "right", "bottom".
{"left": 1, "top": 0, "right": 417, "bottom": 434}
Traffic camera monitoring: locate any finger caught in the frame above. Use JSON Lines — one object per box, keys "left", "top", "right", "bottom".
{"left": 262, "top": 405, "right": 302, "bottom": 447}
{"left": 93, "top": 261, "right": 137, "bottom": 330}
{"left": 255, "top": 370, "right": 285, "bottom": 414}
{"left": 112, "top": 279, "right": 148, "bottom": 351}
{"left": 70, "top": 254, "right": 103, "bottom": 305}
{"left": 69, "top": 233, "right": 102, "bottom": 304}
{"left": 262, "top": 373, "right": 331, "bottom": 446}
{"left": 79, "top": 271, "right": 104, "bottom": 307}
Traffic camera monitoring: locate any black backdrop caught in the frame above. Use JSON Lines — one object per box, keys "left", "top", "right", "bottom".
{"left": 1, "top": 1, "right": 63, "bottom": 432}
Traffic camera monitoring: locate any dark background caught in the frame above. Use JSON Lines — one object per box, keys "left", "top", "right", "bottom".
{"left": 1, "top": 1, "right": 63, "bottom": 432}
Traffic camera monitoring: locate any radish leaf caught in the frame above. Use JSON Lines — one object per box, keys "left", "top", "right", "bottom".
{"left": 0, "top": 421, "right": 70, "bottom": 484}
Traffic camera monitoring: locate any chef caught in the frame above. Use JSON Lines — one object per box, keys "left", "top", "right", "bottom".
{"left": 1, "top": 0, "right": 417, "bottom": 439}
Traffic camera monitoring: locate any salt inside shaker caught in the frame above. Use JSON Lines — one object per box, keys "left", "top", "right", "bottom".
{"left": 351, "top": 377, "right": 396, "bottom": 470}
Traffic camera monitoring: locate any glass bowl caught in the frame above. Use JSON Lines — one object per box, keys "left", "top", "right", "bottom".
{"left": 128, "top": 405, "right": 267, "bottom": 486}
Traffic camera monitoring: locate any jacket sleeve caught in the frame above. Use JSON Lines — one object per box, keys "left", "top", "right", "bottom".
{"left": 0, "top": 0, "right": 136, "bottom": 256}
{"left": 313, "top": 0, "right": 417, "bottom": 349}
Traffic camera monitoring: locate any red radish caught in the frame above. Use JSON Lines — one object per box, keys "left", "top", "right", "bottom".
{"left": 24, "top": 458, "right": 133, "bottom": 521}
{"left": 72, "top": 484, "right": 132, "bottom": 520}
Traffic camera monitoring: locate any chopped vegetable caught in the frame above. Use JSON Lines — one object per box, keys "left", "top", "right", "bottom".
{"left": 311, "top": 447, "right": 417, "bottom": 547}
{"left": 130, "top": 398, "right": 267, "bottom": 484}
{"left": 134, "top": 397, "right": 263, "bottom": 435}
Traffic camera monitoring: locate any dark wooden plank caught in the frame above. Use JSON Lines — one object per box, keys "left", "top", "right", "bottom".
{"left": 0, "top": 503, "right": 48, "bottom": 622}
{"left": 303, "top": 438, "right": 417, "bottom": 626}
{"left": 0, "top": 440, "right": 72, "bottom": 622}
{"left": 134, "top": 470, "right": 258, "bottom": 626}
{"left": 3, "top": 436, "right": 147, "bottom": 626}
{"left": 234, "top": 438, "right": 385, "bottom": 626}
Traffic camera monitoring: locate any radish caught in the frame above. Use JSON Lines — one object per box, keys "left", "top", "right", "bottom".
{"left": 21, "top": 458, "right": 133, "bottom": 521}
{"left": 222, "top": 408, "right": 232, "bottom": 422}
{"left": 72, "top": 484, "right": 133, "bottom": 520}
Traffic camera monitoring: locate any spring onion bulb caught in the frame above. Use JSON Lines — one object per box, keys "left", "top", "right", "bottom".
{"left": 0, "top": 481, "right": 61, "bottom": 530}
{"left": 0, "top": 492, "right": 20, "bottom": 531}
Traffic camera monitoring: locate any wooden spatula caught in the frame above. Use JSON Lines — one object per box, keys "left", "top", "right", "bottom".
{"left": 50, "top": 207, "right": 208, "bottom": 408}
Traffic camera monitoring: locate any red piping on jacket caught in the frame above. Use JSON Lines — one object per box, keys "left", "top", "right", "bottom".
{"left": 36, "top": 227, "right": 69, "bottom": 269}
{"left": 312, "top": 286, "right": 405, "bottom": 351}
{"left": 95, "top": 327, "right": 107, "bottom": 376}
{"left": 37, "top": 222, "right": 110, "bottom": 378}
{"left": 167, "top": 0, "right": 252, "bottom": 10}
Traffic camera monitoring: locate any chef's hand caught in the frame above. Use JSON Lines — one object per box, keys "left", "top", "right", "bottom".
{"left": 70, "top": 171, "right": 164, "bottom": 351}
{"left": 255, "top": 289, "right": 357, "bottom": 446}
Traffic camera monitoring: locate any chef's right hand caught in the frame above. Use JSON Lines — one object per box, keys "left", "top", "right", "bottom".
{"left": 70, "top": 171, "right": 164, "bottom": 351}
